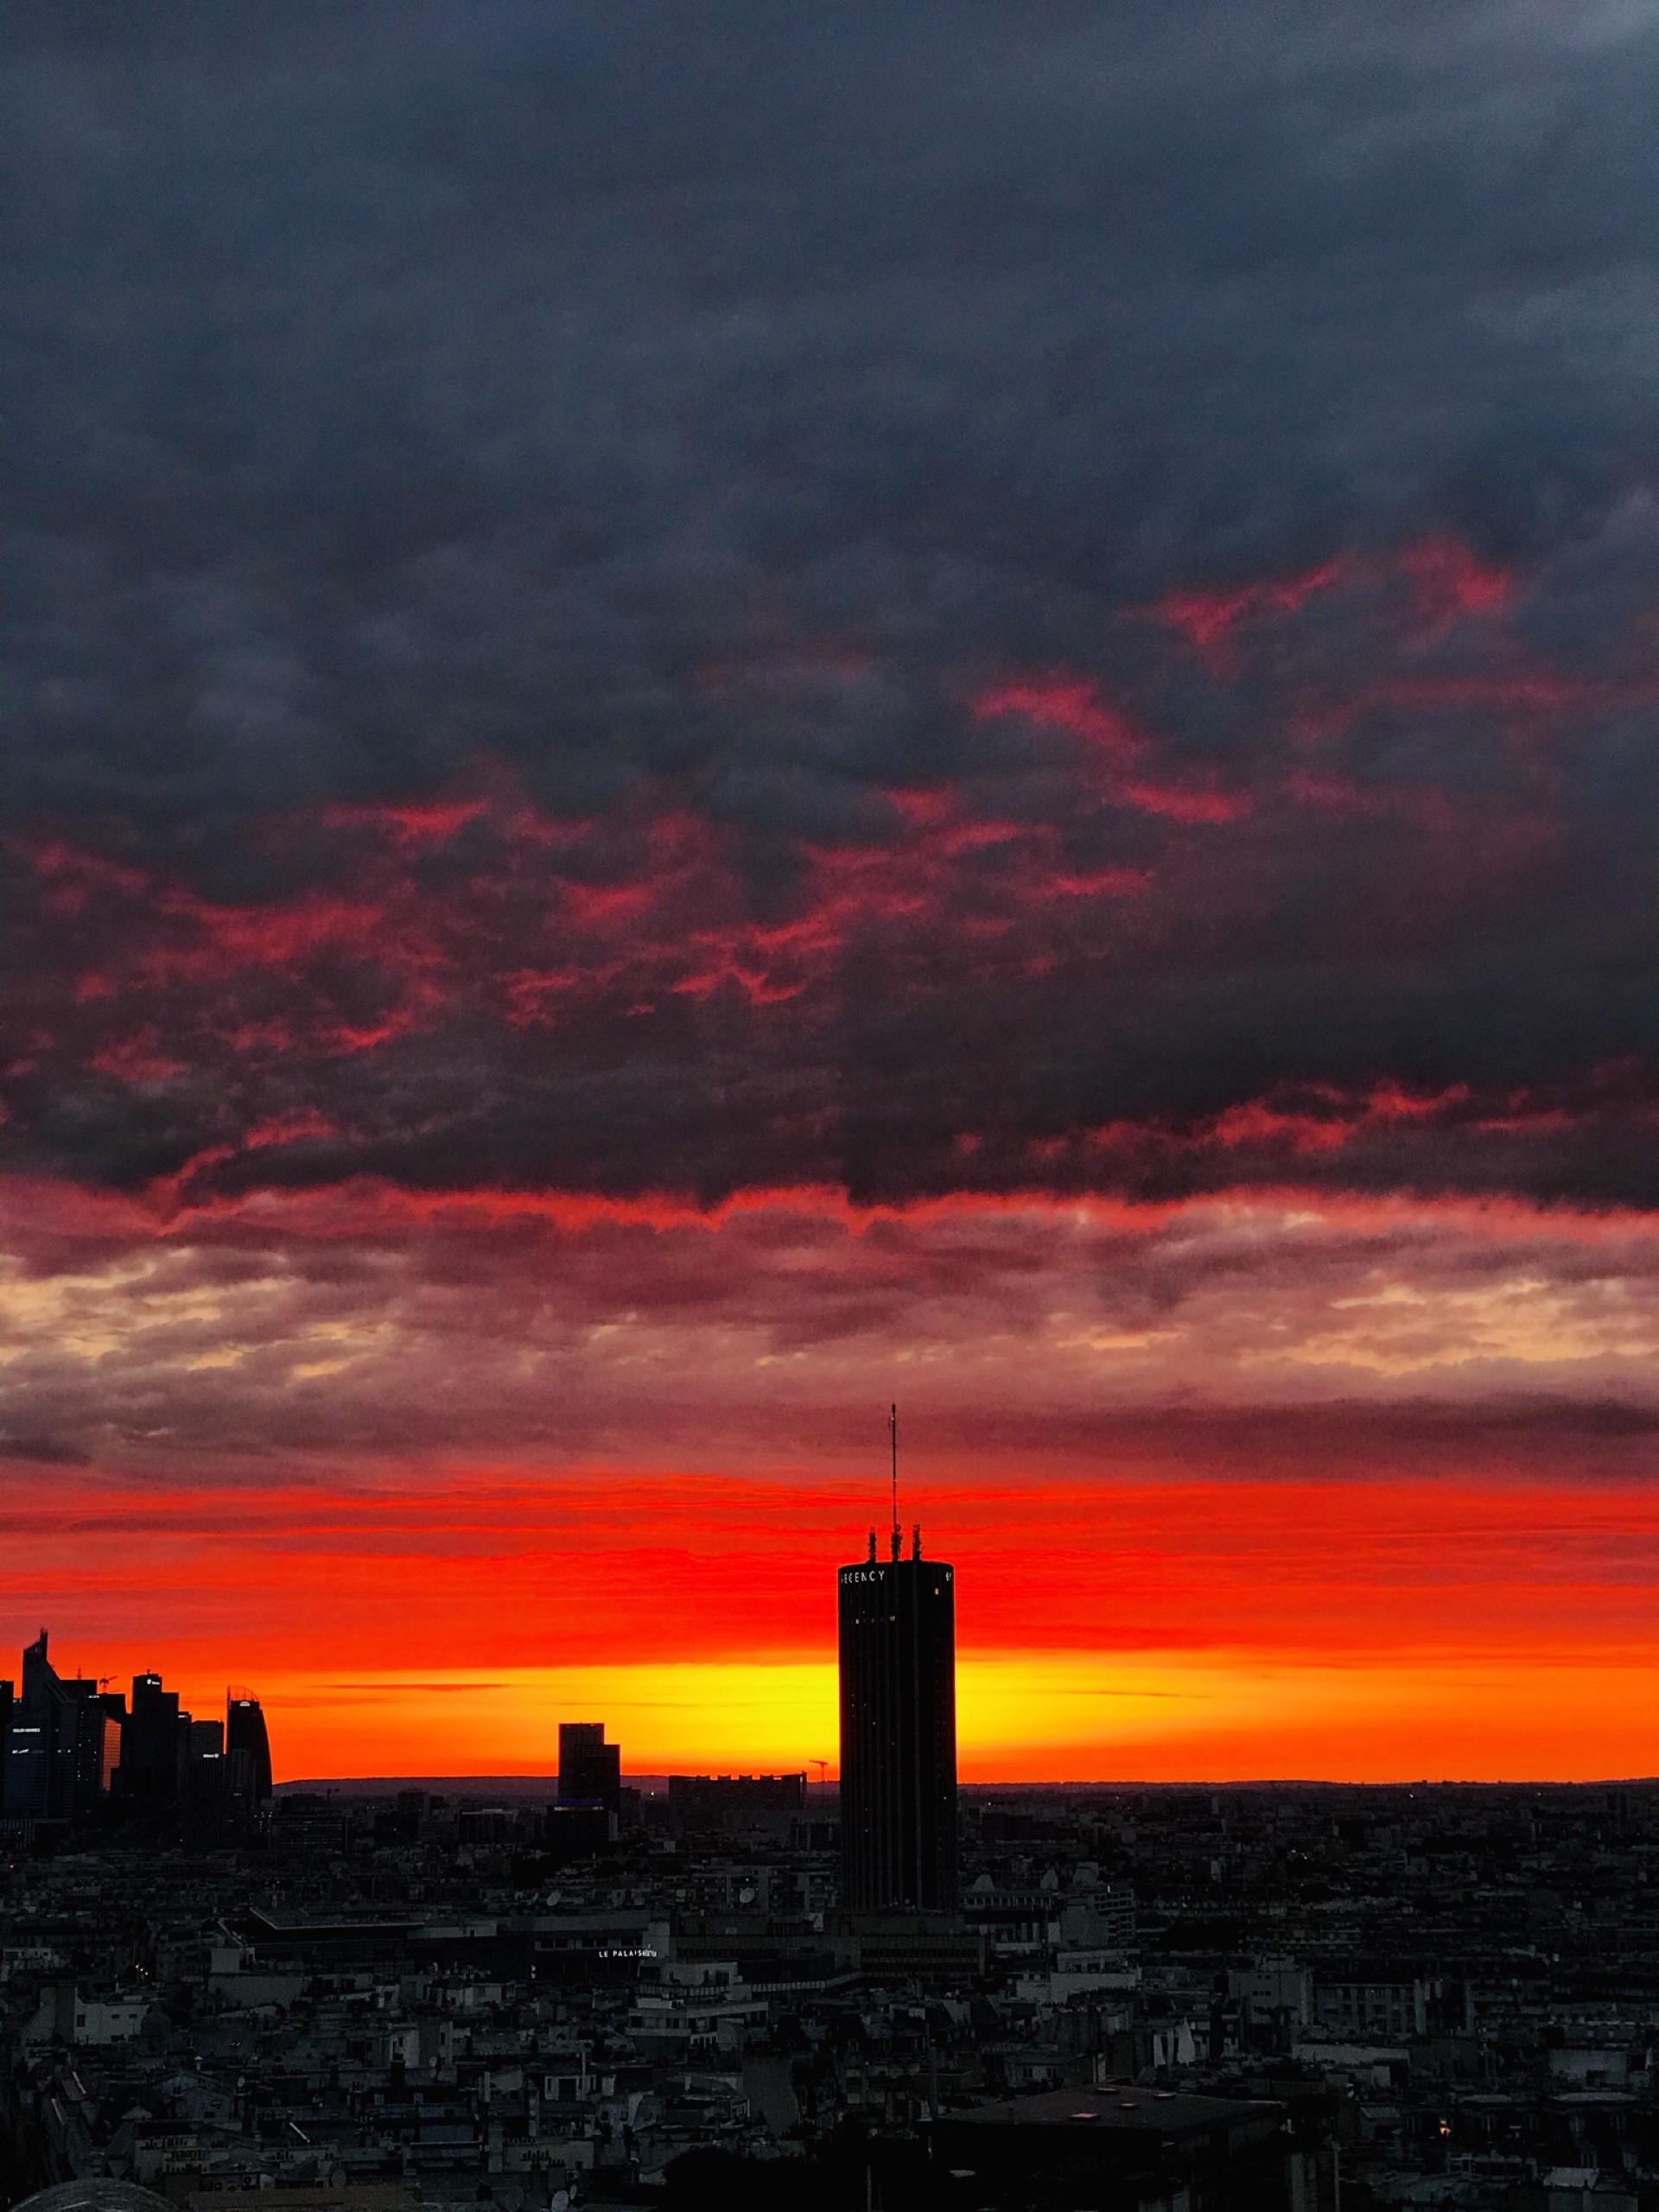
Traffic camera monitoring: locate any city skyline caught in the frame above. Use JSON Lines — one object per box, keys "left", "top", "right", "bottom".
{"left": 15, "top": 1465, "right": 1659, "bottom": 1789}
{"left": 10, "top": 4, "right": 1659, "bottom": 1786}
{"left": 17, "top": 1444, "right": 1659, "bottom": 1782}
{"left": 0, "top": 1630, "right": 272, "bottom": 1845}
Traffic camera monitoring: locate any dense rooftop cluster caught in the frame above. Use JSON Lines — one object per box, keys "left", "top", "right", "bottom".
{"left": 4, "top": 1781, "right": 1659, "bottom": 2209}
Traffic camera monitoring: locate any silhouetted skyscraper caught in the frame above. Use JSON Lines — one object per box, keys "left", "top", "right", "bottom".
{"left": 6, "top": 1635, "right": 54, "bottom": 1817}
{"left": 117, "top": 1672, "right": 181, "bottom": 1806}
{"left": 224, "top": 1690, "right": 273, "bottom": 1844}
{"left": 181, "top": 1718, "right": 226, "bottom": 1847}
{"left": 58, "top": 1675, "right": 111, "bottom": 1816}
{"left": 226, "top": 1693, "right": 273, "bottom": 1802}
{"left": 558, "top": 1721, "right": 621, "bottom": 1811}
{"left": 3, "top": 1632, "right": 106, "bottom": 1823}
{"left": 838, "top": 1517, "right": 958, "bottom": 1913}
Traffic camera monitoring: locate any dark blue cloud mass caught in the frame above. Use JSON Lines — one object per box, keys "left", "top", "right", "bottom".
{"left": 5, "top": 0, "right": 1659, "bottom": 1204}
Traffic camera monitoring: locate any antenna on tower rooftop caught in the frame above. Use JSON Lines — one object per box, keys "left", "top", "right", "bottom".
{"left": 889, "top": 1402, "right": 900, "bottom": 1562}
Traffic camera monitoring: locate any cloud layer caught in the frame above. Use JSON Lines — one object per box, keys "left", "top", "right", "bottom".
{"left": 7, "top": 3, "right": 1659, "bottom": 1206}
{"left": 6, "top": 1179, "right": 1659, "bottom": 1473}
{"left": 7, "top": 4, "right": 1659, "bottom": 1773}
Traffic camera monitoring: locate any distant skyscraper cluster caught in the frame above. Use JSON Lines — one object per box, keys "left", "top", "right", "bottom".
{"left": 0, "top": 1631, "right": 272, "bottom": 1845}
{"left": 0, "top": 1465, "right": 960, "bottom": 1905}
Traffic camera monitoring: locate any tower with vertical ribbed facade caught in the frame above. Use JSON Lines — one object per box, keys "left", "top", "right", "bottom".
{"left": 837, "top": 1524, "right": 958, "bottom": 1911}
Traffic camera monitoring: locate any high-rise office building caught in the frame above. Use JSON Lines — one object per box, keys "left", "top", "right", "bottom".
{"left": 6, "top": 1635, "right": 55, "bottom": 1818}
{"left": 117, "top": 1673, "right": 181, "bottom": 1805}
{"left": 57, "top": 1675, "right": 112, "bottom": 1816}
{"left": 3, "top": 1633, "right": 107, "bottom": 1824}
{"left": 226, "top": 1693, "right": 274, "bottom": 1801}
{"left": 558, "top": 1721, "right": 621, "bottom": 1811}
{"left": 181, "top": 1718, "right": 226, "bottom": 1847}
{"left": 95, "top": 1689, "right": 126, "bottom": 1791}
{"left": 225, "top": 1691, "right": 273, "bottom": 1844}
{"left": 837, "top": 1507, "right": 958, "bottom": 1914}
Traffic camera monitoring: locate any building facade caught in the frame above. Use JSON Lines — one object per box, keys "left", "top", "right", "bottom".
{"left": 2, "top": 1633, "right": 109, "bottom": 1825}
{"left": 837, "top": 1530, "right": 958, "bottom": 1912}
{"left": 558, "top": 1721, "right": 621, "bottom": 1811}
{"left": 667, "top": 1772, "right": 805, "bottom": 1837}
{"left": 226, "top": 1694, "right": 274, "bottom": 1804}
{"left": 117, "top": 1674, "right": 181, "bottom": 1807}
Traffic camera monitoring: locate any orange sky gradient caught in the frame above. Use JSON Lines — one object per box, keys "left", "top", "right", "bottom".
{"left": 10, "top": 1463, "right": 1659, "bottom": 1784}
{"left": 17, "top": 14, "right": 1659, "bottom": 1812}
{"left": 10, "top": 1171, "right": 1659, "bottom": 1787}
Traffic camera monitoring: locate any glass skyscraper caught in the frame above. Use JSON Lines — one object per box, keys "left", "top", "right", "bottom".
{"left": 226, "top": 1693, "right": 274, "bottom": 1802}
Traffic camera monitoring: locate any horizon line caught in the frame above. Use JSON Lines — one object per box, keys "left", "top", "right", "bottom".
{"left": 272, "top": 1770, "right": 1659, "bottom": 1793}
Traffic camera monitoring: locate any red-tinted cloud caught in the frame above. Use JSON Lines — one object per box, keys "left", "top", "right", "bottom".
{"left": 16, "top": 3, "right": 1659, "bottom": 1782}
{"left": 9, "top": 520, "right": 1656, "bottom": 1213}
{"left": 1149, "top": 554, "right": 1353, "bottom": 668}
{"left": 1148, "top": 538, "right": 1514, "bottom": 670}
{"left": 972, "top": 677, "right": 1254, "bottom": 821}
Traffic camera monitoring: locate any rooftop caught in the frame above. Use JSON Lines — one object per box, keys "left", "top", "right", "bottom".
{"left": 940, "top": 2082, "right": 1282, "bottom": 2139}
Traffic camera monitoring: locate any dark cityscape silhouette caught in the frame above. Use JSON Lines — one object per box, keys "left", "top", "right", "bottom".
{"left": 10, "top": 1, "right": 1659, "bottom": 2203}
{"left": 7, "top": 1497, "right": 1659, "bottom": 2209}
{"left": 0, "top": 1634, "right": 274, "bottom": 1850}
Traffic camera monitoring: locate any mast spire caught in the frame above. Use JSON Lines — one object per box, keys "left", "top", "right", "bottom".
{"left": 889, "top": 1402, "right": 900, "bottom": 1561}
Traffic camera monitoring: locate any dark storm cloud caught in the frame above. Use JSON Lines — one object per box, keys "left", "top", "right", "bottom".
{"left": 6, "top": 0, "right": 1659, "bottom": 1202}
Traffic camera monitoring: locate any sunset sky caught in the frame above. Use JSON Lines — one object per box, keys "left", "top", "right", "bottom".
{"left": 8, "top": 2, "right": 1659, "bottom": 1781}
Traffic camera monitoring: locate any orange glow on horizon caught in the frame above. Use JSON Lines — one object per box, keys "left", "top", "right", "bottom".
{"left": 23, "top": 1650, "right": 1659, "bottom": 1788}
{"left": 10, "top": 1467, "right": 1659, "bottom": 1783}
